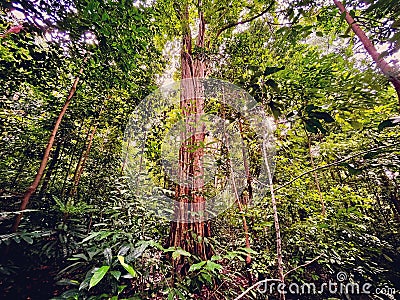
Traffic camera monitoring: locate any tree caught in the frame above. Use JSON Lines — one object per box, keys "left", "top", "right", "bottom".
{"left": 11, "top": 56, "right": 87, "bottom": 232}
{"left": 333, "top": 0, "right": 400, "bottom": 107}
{"left": 2, "top": 1, "right": 400, "bottom": 299}
{"left": 163, "top": 0, "right": 276, "bottom": 275}
{"left": 167, "top": 1, "right": 210, "bottom": 275}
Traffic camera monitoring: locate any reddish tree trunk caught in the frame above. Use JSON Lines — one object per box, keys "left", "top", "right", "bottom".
{"left": 168, "top": 2, "right": 211, "bottom": 275}
{"left": 333, "top": 0, "right": 400, "bottom": 108}
{"left": 11, "top": 56, "right": 87, "bottom": 232}
{"left": 37, "top": 141, "right": 63, "bottom": 200}
{"left": 70, "top": 123, "right": 98, "bottom": 197}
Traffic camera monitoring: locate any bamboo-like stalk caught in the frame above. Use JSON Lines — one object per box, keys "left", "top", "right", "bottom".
{"left": 261, "top": 136, "right": 284, "bottom": 299}
{"left": 11, "top": 56, "right": 88, "bottom": 233}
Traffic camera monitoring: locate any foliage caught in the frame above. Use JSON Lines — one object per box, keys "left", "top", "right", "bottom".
{"left": 1, "top": 0, "right": 400, "bottom": 299}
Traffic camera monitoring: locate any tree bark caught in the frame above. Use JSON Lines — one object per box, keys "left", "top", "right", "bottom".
{"left": 70, "top": 122, "right": 98, "bottom": 197}
{"left": 37, "top": 141, "right": 63, "bottom": 200}
{"left": 11, "top": 56, "right": 87, "bottom": 233}
{"left": 60, "top": 120, "right": 85, "bottom": 196}
{"left": 333, "top": 0, "right": 400, "bottom": 108}
{"left": 168, "top": 2, "right": 211, "bottom": 275}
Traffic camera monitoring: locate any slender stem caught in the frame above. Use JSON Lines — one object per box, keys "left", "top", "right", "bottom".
{"left": 215, "top": 2, "right": 274, "bottom": 39}
{"left": 11, "top": 55, "right": 88, "bottom": 233}
{"left": 234, "top": 279, "right": 280, "bottom": 300}
{"left": 262, "top": 136, "right": 284, "bottom": 298}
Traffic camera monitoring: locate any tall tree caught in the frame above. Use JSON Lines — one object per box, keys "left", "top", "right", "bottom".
{"left": 168, "top": 0, "right": 210, "bottom": 275}
{"left": 165, "top": 0, "right": 276, "bottom": 274}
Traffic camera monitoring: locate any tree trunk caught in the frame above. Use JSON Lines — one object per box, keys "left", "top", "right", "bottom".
{"left": 237, "top": 118, "right": 253, "bottom": 283}
{"left": 11, "top": 56, "right": 87, "bottom": 233}
{"left": 37, "top": 140, "right": 63, "bottom": 200}
{"left": 168, "top": 2, "right": 211, "bottom": 275}
{"left": 70, "top": 123, "right": 98, "bottom": 197}
{"left": 262, "top": 138, "right": 285, "bottom": 299}
{"left": 60, "top": 120, "right": 85, "bottom": 196}
{"left": 333, "top": 0, "right": 400, "bottom": 108}
{"left": 71, "top": 101, "right": 105, "bottom": 193}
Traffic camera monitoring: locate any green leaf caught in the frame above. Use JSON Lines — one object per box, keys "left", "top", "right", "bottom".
{"left": 383, "top": 254, "right": 393, "bottom": 262}
{"left": 110, "top": 270, "right": 121, "bottom": 280}
{"left": 378, "top": 117, "right": 400, "bottom": 131}
{"left": 268, "top": 101, "right": 283, "bottom": 119}
{"left": 200, "top": 272, "right": 213, "bottom": 283}
{"left": 167, "top": 290, "right": 175, "bottom": 300}
{"left": 89, "top": 266, "right": 110, "bottom": 289}
{"left": 80, "top": 231, "right": 112, "bottom": 243}
{"left": 305, "top": 118, "right": 326, "bottom": 134}
{"left": 56, "top": 279, "right": 80, "bottom": 286}
{"left": 188, "top": 261, "right": 206, "bottom": 272}
{"left": 102, "top": 12, "right": 109, "bottom": 21}
{"left": 205, "top": 261, "right": 222, "bottom": 272}
{"left": 21, "top": 235, "right": 33, "bottom": 244}
{"left": 118, "top": 285, "right": 127, "bottom": 295}
{"left": 172, "top": 249, "right": 191, "bottom": 259}
{"left": 117, "top": 256, "right": 137, "bottom": 277}
{"left": 211, "top": 255, "right": 222, "bottom": 261}
{"left": 275, "top": 27, "right": 288, "bottom": 35}
{"left": 305, "top": 104, "right": 319, "bottom": 113}
{"left": 176, "top": 289, "right": 186, "bottom": 300}
{"left": 350, "top": 120, "right": 363, "bottom": 129}
{"left": 237, "top": 247, "right": 258, "bottom": 255}
{"left": 340, "top": 11, "right": 346, "bottom": 22}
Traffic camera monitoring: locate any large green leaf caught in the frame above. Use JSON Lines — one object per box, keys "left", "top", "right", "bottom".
{"left": 205, "top": 261, "right": 222, "bottom": 272}
{"left": 89, "top": 266, "right": 110, "bottom": 289}
{"left": 117, "top": 256, "right": 137, "bottom": 277}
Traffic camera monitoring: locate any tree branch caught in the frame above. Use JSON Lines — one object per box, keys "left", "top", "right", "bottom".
{"left": 215, "top": 2, "right": 274, "bottom": 39}
{"left": 283, "top": 254, "right": 323, "bottom": 279}
{"left": 234, "top": 278, "right": 280, "bottom": 300}
{"left": 274, "top": 141, "right": 400, "bottom": 191}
